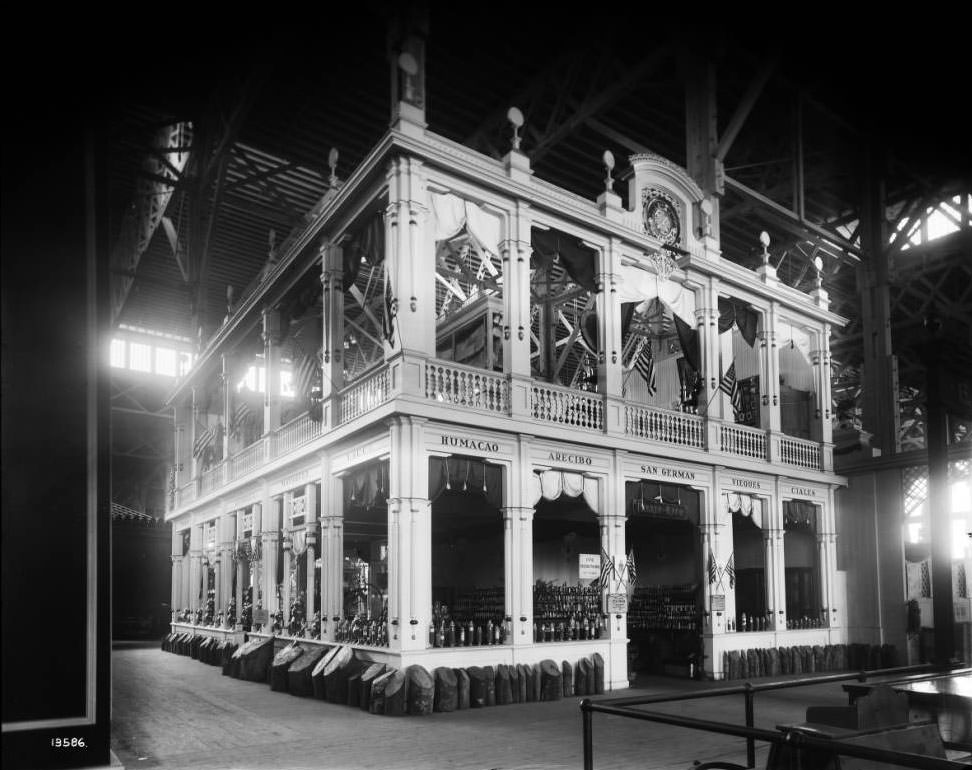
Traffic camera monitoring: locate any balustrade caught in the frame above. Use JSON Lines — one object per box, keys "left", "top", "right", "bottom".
{"left": 424, "top": 360, "right": 509, "bottom": 414}
{"left": 229, "top": 439, "right": 267, "bottom": 480}
{"left": 530, "top": 383, "right": 603, "bottom": 431}
{"left": 339, "top": 366, "right": 390, "bottom": 424}
{"left": 779, "top": 435, "right": 822, "bottom": 470}
{"left": 719, "top": 422, "right": 768, "bottom": 461}
{"left": 275, "top": 412, "right": 322, "bottom": 457}
{"left": 624, "top": 403, "right": 704, "bottom": 448}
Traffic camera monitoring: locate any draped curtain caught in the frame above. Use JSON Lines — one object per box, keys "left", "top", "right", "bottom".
{"left": 343, "top": 461, "right": 390, "bottom": 509}
{"left": 428, "top": 456, "right": 503, "bottom": 509}
{"left": 528, "top": 470, "right": 598, "bottom": 513}
{"left": 784, "top": 499, "right": 817, "bottom": 531}
{"left": 531, "top": 228, "right": 597, "bottom": 292}
{"left": 342, "top": 213, "right": 385, "bottom": 290}
{"left": 430, "top": 192, "right": 503, "bottom": 263}
{"left": 724, "top": 492, "right": 764, "bottom": 529}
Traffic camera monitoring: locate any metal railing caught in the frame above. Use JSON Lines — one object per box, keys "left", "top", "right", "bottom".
{"left": 581, "top": 663, "right": 967, "bottom": 770}
{"left": 779, "top": 434, "right": 822, "bottom": 471}
{"left": 425, "top": 359, "right": 510, "bottom": 414}
{"left": 719, "top": 422, "right": 768, "bottom": 461}
{"left": 531, "top": 382, "right": 603, "bottom": 431}
{"left": 625, "top": 403, "right": 705, "bottom": 448}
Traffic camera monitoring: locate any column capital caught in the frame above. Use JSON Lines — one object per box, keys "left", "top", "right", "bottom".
{"left": 501, "top": 506, "right": 535, "bottom": 521}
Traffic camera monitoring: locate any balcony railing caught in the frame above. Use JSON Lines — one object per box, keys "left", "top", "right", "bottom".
{"left": 200, "top": 463, "right": 224, "bottom": 495}
{"left": 625, "top": 403, "right": 704, "bottom": 449}
{"left": 425, "top": 360, "right": 510, "bottom": 414}
{"left": 719, "top": 422, "right": 768, "bottom": 461}
{"left": 779, "top": 435, "right": 822, "bottom": 471}
{"left": 229, "top": 439, "right": 267, "bottom": 480}
{"left": 275, "top": 412, "right": 323, "bottom": 457}
{"left": 173, "top": 360, "right": 833, "bottom": 512}
{"left": 531, "top": 382, "right": 603, "bottom": 431}
{"left": 339, "top": 366, "right": 391, "bottom": 424}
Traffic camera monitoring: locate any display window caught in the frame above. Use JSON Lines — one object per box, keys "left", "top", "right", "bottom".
{"left": 725, "top": 492, "right": 768, "bottom": 631}
{"left": 783, "top": 499, "right": 822, "bottom": 627}
{"left": 532, "top": 470, "right": 603, "bottom": 643}
{"left": 339, "top": 461, "right": 389, "bottom": 646}
{"left": 625, "top": 481, "right": 701, "bottom": 674}
{"left": 428, "top": 455, "right": 505, "bottom": 647}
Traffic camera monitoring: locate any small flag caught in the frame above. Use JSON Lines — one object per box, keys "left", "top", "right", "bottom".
{"left": 294, "top": 351, "right": 320, "bottom": 399}
{"left": 707, "top": 549, "right": 717, "bottom": 585}
{"left": 720, "top": 362, "right": 741, "bottom": 414}
{"left": 382, "top": 273, "right": 397, "bottom": 345}
{"left": 625, "top": 549, "right": 637, "bottom": 586}
{"left": 633, "top": 341, "right": 656, "bottom": 396}
{"left": 725, "top": 553, "right": 736, "bottom": 589}
{"left": 231, "top": 401, "right": 255, "bottom": 438}
{"left": 598, "top": 546, "right": 616, "bottom": 592}
{"left": 192, "top": 425, "right": 215, "bottom": 458}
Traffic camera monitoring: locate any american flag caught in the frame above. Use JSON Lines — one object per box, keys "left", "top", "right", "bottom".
{"left": 725, "top": 553, "right": 736, "bottom": 589}
{"left": 382, "top": 275, "right": 397, "bottom": 345}
{"left": 598, "top": 546, "right": 616, "bottom": 592}
{"left": 231, "top": 401, "right": 255, "bottom": 437}
{"left": 625, "top": 549, "right": 637, "bottom": 586}
{"left": 707, "top": 549, "right": 718, "bottom": 585}
{"left": 720, "top": 362, "right": 741, "bottom": 413}
{"left": 633, "top": 340, "right": 656, "bottom": 396}
{"left": 293, "top": 351, "right": 320, "bottom": 399}
{"left": 192, "top": 424, "right": 216, "bottom": 458}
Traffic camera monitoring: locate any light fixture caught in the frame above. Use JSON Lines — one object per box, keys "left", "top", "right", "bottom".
{"left": 602, "top": 150, "right": 615, "bottom": 192}
{"left": 507, "top": 106, "right": 524, "bottom": 151}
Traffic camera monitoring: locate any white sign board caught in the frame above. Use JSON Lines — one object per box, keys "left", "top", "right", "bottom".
{"left": 579, "top": 553, "right": 600, "bottom": 580}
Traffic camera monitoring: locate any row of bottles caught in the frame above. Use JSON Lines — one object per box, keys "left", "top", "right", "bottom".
{"left": 532, "top": 582, "right": 600, "bottom": 620}
{"left": 627, "top": 585, "right": 698, "bottom": 631}
{"left": 429, "top": 616, "right": 509, "bottom": 647}
{"left": 334, "top": 613, "right": 389, "bottom": 647}
{"left": 448, "top": 587, "right": 505, "bottom": 627}
{"left": 724, "top": 613, "right": 828, "bottom": 632}
{"left": 534, "top": 615, "right": 602, "bottom": 642}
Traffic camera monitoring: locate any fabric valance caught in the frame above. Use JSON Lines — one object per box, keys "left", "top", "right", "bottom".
{"left": 531, "top": 228, "right": 597, "bottom": 292}
{"left": 429, "top": 456, "right": 503, "bottom": 509}
{"left": 430, "top": 193, "right": 503, "bottom": 267}
{"left": 343, "top": 213, "right": 385, "bottom": 290}
{"left": 784, "top": 499, "right": 817, "bottom": 531}
{"left": 617, "top": 262, "right": 696, "bottom": 326}
{"left": 724, "top": 492, "right": 764, "bottom": 529}
{"left": 344, "top": 461, "right": 389, "bottom": 509}
{"left": 529, "top": 470, "right": 598, "bottom": 514}
{"left": 717, "top": 297, "right": 758, "bottom": 347}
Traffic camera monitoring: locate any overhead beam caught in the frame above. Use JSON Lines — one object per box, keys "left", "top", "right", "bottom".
{"left": 714, "top": 53, "right": 779, "bottom": 162}
{"left": 724, "top": 174, "right": 863, "bottom": 259}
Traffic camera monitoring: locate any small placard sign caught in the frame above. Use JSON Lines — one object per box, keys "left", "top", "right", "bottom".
{"left": 710, "top": 594, "right": 726, "bottom": 612}
{"left": 578, "top": 553, "right": 600, "bottom": 580}
{"left": 252, "top": 609, "right": 269, "bottom": 625}
{"left": 604, "top": 593, "right": 628, "bottom": 614}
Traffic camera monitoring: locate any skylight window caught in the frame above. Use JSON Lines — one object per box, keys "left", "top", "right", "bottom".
{"left": 890, "top": 193, "right": 970, "bottom": 251}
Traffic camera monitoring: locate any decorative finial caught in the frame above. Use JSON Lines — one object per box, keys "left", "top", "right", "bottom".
{"left": 813, "top": 255, "right": 824, "bottom": 289}
{"left": 397, "top": 52, "right": 419, "bottom": 104}
{"left": 268, "top": 229, "right": 277, "bottom": 262}
{"left": 602, "top": 150, "right": 615, "bottom": 192}
{"left": 327, "top": 147, "right": 339, "bottom": 188}
{"left": 507, "top": 106, "right": 524, "bottom": 152}
{"left": 759, "top": 231, "right": 771, "bottom": 266}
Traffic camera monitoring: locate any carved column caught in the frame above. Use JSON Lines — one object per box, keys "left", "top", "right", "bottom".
{"left": 190, "top": 387, "right": 202, "bottom": 479}
{"left": 221, "top": 354, "right": 232, "bottom": 459}
{"left": 597, "top": 238, "right": 624, "bottom": 433}
{"left": 388, "top": 415, "right": 431, "bottom": 651}
{"left": 188, "top": 524, "right": 202, "bottom": 615}
{"left": 262, "top": 307, "right": 282, "bottom": 436}
{"left": 262, "top": 496, "right": 282, "bottom": 623}
{"left": 766, "top": 495, "right": 786, "bottom": 629}
{"left": 757, "top": 302, "right": 781, "bottom": 433}
{"left": 304, "top": 481, "right": 319, "bottom": 628}
{"left": 504, "top": 200, "right": 534, "bottom": 421}
{"left": 694, "top": 278, "right": 722, "bottom": 424}
{"left": 170, "top": 527, "right": 183, "bottom": 622}
{"left": 320, "top": 469, "right": 343, "bottom": 641}
{"left": 321, "top": 243, "right": 345, "bottom": 403}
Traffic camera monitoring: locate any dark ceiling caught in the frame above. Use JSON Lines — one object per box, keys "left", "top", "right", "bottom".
{"left": 8, "top": 8, "right": 972, "bottom": 391}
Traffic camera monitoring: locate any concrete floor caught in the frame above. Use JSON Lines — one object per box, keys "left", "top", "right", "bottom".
{"left": 110, "top": 642, "right": 859, "bottom": 770}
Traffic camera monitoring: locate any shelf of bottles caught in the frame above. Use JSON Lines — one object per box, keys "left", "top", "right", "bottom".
{"left": 627, "top": 585, "right": 699, "bottom": 632}
{"left": 334, "top": 610, "right": 389, "bottom": 647}
{"left": 429, "top": 588, "right": 509, "bottom": 647}
{"left": 532, "top": 582, "right": 604, "bottom": 642}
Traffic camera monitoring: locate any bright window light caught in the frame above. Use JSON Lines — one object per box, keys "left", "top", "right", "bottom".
{"left": 155, "top": 347, "right": 177, "bottom": 377}
{"left": 281, "top": 370, "right": 294, "bottom": 398}
{"left": 952, "top": 518, "right": 970, "bottom": 559}
{"left": 110, "top": 338, "right": 126, "bottom": 368}
{"left": 907, "top": 522, "right": 923, "bottom": 544}
{"left": 129, "top": 342, "right": 152, "bottom": 372}
{"left": 952, "top": 480, "right": 971, "bottom": 513}
{"left": 178, "top": 351, "right": 193, "bottom": 377}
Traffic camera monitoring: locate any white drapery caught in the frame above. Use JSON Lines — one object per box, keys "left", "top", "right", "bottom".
{"left": 724, "top": 492, "right": 764, "bottom": 529}
{"left": 778, "top": 320, "right": 814, "bottom": 392}
{"left": 529, "top": 470, "right": 599, "bottom": 514}
{"left": 617, "top": 262, "right": 696, "bottom": 326}
{"left": 291, "top": 528, "right": 307, "bottom": 557}
{"left": 429, "top": 192, "right": 502, "bottom": 267}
